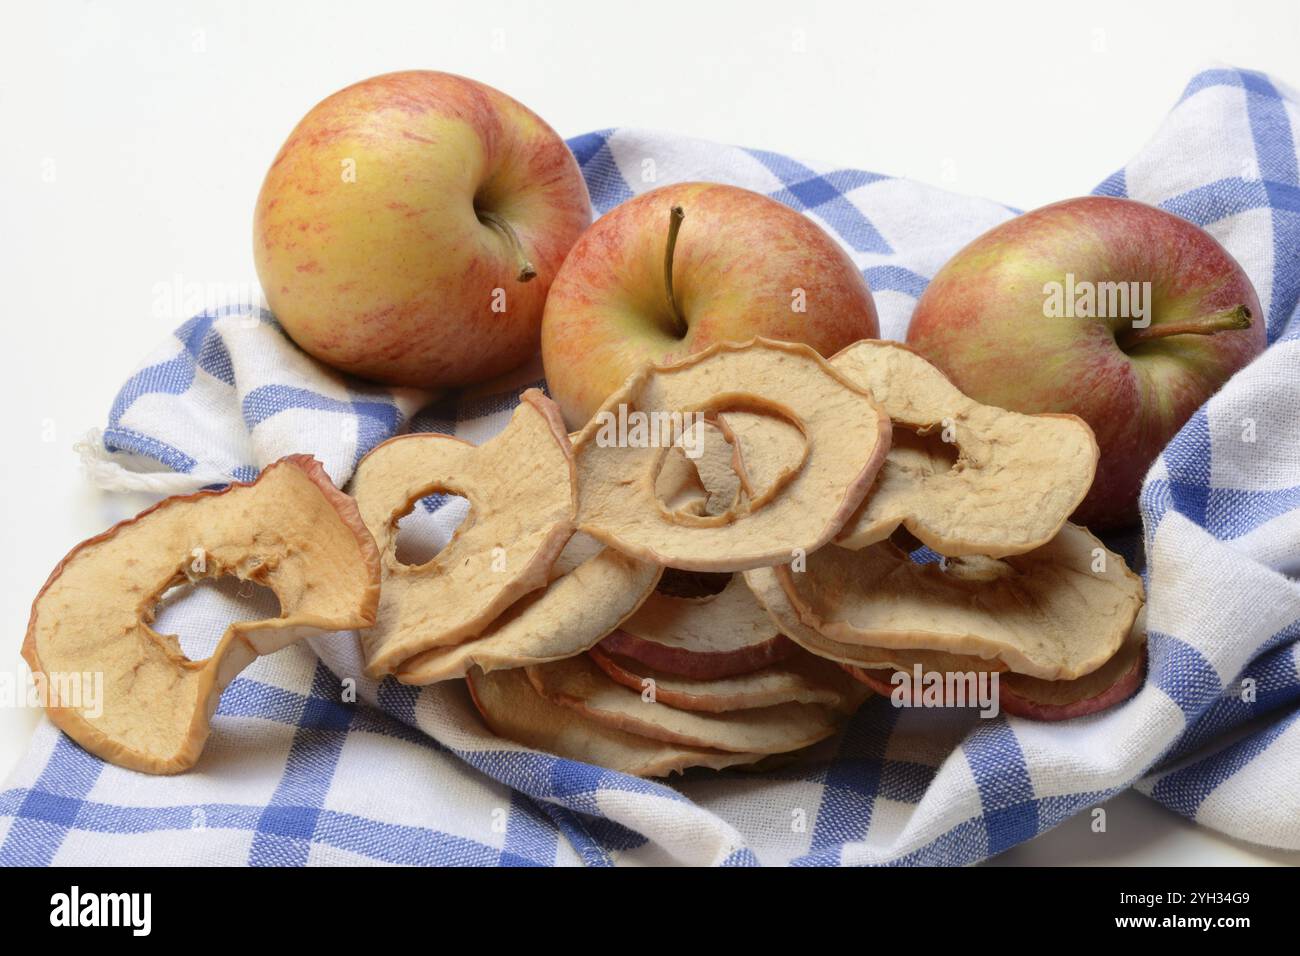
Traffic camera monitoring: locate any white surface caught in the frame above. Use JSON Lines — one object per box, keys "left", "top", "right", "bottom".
{"left": 3, "top": 0, "right": 1299, "bottom": 866}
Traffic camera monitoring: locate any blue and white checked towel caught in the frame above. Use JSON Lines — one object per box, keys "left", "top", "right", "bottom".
{"left": 4, "top": 67, "right": 1299, "bottom": 866}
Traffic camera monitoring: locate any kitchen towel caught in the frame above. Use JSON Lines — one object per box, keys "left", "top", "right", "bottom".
{"left": 3, "top": 66, "right": 1298, "bottom": 865}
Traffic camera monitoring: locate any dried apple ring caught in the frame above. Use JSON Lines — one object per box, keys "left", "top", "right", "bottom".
{"left": 830, "top": 340, "right": 1098, "bottom": 557}
{"left": 775, "top": 523, "right": 1144, "bottom": 680}
{"left": 588, "top": 647, "right": 867, "bottom": 714}
{"left": 22, "top": 455, "right": 381, "bottom": 775}
{"left": 572, "top": 339, "right": 891, "bottom": 571}
{"left": 999, "top": 619, "right": 1147, "bottom": 719}
{"left": 686, "top": 421, "right": 745, "bottom": 515}
{"left": 655, "top": 445, "right": 711, "bottom": 516}
{"left": 393, "top": 534, "right": 661, "bottom": 684}
{"left": 714, "top": 410, "right": 807, "bottom": 507}
{"left": 525, "top": 654, "right": 847, "bottom": 754}
{"left": 352, "top": 389, "right": 576, "bottom": 677}
{"left": 609, "top": 572, "right": 796, "bottom": 679}
{"left": 654, "top": 420, "right": 742, "bottom": 517}
{"left": 743, "top": 565, "right": 1006, "bottom": 673}
{"left": 840, "top": 614, "right": 1148, "bottom": 721}
{"left": 467, "top": 666, "right": 765, "bottom": 777}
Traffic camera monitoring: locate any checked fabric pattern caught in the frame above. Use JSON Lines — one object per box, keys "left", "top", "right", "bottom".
{"left": 3, "top": 67, "right": 1299, "bottom": 866}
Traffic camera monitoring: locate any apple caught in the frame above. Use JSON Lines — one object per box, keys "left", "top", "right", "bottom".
{"left": 906, "top": 196, "right": 1265, "bottom": 528}
{"left": 540, "top": 182, "right": 880, "bottom": 428}
{"left": 254, "top": 71, "right": 592, "bottom": 388}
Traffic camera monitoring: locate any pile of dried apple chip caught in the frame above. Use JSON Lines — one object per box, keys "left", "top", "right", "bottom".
{"left": 353, "top": 338, "right": 1146, "bottom": 775}
{"left": 23, "top": 338, "right": 1146, "bottom": 777}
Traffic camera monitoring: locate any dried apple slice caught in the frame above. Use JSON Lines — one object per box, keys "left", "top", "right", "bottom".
{"left": 526, "top": 655, "right": 847, "bottom": 753}
{"left": 467, "top": 666, "right": 765, "bottom": 777}
{"left": 352, "top": 389, "right": 576, "bottom": 677}
{"left": 588, "top": 647, "right": 868, "bottom": 714}
{"left": 598, "top": 628, "right": 797, "bottom": 680}
{"left": 839, "top": 664, "right": 997, "bottom": 704}
{"left": 775, "top": 522, "right": 1144, "bottom": 680}
{"left": 655, "top": 446, "right": 710, "bottom": 516}
{"left": 743, "top": 565, "right": 1005, "bottom": 673}
{"left": 572, "top": 338, "right": 891, "bottom": 571}
{"left": 22, "top": 455, "right": 381, "bottom": 775}
{"left": 714, "top": 410, "right": 806, "bottom": 507}
{"left": 830, "top": 340, "right": 1098, "bottom": 557}
{"left": 1000, "top": 621, "right": 1147, "bottom": 720}
{"left": 601, "top": 573, "right": 797, "bottom": 679}
{"left": 842, "top": 618, "right": 1147, "bottom": 720}
{"left": 393, "top": 534, "right": 661, "bottom": 684}
{"left": 654, "top": 420, "right": 741, "bottom": 517}
{"left": 526, "top": 654, "right": 845, "bottom": 754}
{"left": 656, "top": 413, "right": 799, "bottom": 519}
{"left": 688, "top": 421, "right": 744, "bottom": 515}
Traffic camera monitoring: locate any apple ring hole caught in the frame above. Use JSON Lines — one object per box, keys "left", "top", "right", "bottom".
{"left": 656, "top": 568, "right": 732, "bottom": 598}
{"left": 653, "top": 418, "right": 742, "bottom": 517}
{"left": 648, "top": 403, "right": 809, "bottom": 528}
{"left": 713, "top": 407, "right": 808, "bottom": 510}
{"left": 151, "top": 575, "right": 281, "bottom": 662}
{"left": 394, "top": 492, "right": 472, "bottom": 567}
{"left": 893, "top": 425, "right": 960, "bottom": 475}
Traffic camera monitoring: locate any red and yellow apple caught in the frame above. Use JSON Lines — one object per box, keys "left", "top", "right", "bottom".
{"left": 540, "top": 182, "right": 880, "bottom": 428}
{"left": 906, "top": 196, "right": 1265, "bottom": 529}
{"left": 254, "top": 71, "right": 592, "bottom": 388}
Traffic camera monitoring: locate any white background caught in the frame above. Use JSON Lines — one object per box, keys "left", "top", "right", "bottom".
{"left": 3, "top": 0, "right": 1299, "bottom": 866}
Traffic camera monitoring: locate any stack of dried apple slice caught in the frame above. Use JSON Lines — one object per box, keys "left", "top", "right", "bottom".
{"left": 361, "top": 342, "right": 892, "bottom": 773}
{"left": 468, "top": 573, "right": 869, "bottom": 776}
{"left": 453, "top": 339, "right": 1145, "bottom": 775}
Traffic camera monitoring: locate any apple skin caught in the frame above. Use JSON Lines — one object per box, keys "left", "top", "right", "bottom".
{"left": 998, "top": 643, "right": 1146, "bottom": 721}
{"left": 540, "top": 182, "right": 880, "bottom": 428}
{"left": 254, "top": 71, "right": 592, "bottom": 388}
{"left": 906, "top": 196, "right": 1264, "bottom": 529}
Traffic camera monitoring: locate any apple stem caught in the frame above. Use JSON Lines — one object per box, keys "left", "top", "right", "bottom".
{"left": 1117, "top": 305, "right": 1253, "bottom": 349}
{"left": 664, "top": 205, "right": 687, "bottom": 337}
{"left": 479, "top": 211, "right": 537, "bottom": 282}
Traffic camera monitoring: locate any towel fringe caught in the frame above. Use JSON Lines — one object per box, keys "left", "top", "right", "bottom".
{"left": 74, "top": 429, "right": 221, "bottom": 495}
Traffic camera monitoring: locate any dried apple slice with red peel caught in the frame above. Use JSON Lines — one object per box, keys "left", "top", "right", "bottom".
{"left": 394, "top": 534, "right": 661, "bottom": 684}
{"left": 467, "top": 665, "right": 764, "bottom": 777}
{"left": 775, "top": 522, "right": 1144, "bottom": 681}
{"left": 22, "top": 455, "right": 381, "bottom": 775}
{"left": 743, "top": 565, "right": 1005, "bottom": 674}
{"left": 597, "top": 628, "right": 798, "bottom": 680}
{"left": 602, "top": 572, "right": 797, "bottom": 679}
{"left": 829, "top": 340, "right": 1098, "bottom": 557}
{"left": 572, "top": 338, "right": 891, "bottom": 571}
{"left": 525, "top": 654, "right": 847, "bottom": 754}
{"left": 839, "top": 664, "right": 997, "bottom": 704}
{"left": 842, "top": 620, "right": 1147, "bottom": 720}
{"left": 999, "top": 622, "right": 1147, "bottom": 720}
{"left": 588, "top": 647, "right": 868, "bottom": 714}
{"left": 351, "top": 389, "right": 576, "bottom": 677}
